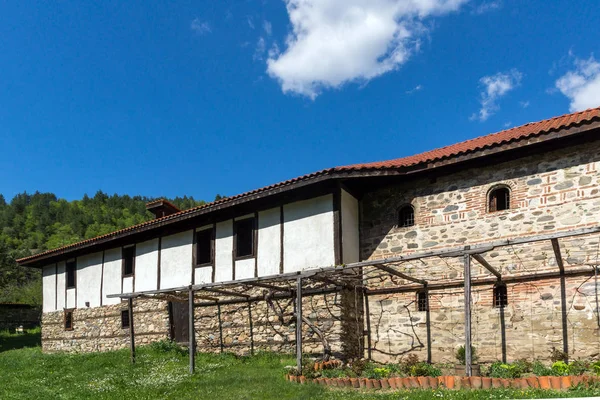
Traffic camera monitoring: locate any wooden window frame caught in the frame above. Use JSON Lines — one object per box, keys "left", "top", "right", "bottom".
{"left": 493, "top": 283, "right": 508, "bottom": 308}
{"left": 66, "top": 260, "right": 77, "bottom": 289}
{"left": 398, "top": 204, "right": 415, "bottom": 228}
{"left": 488, "top": 185, "right": 511, "bottom": 213}
{"left": 121, "top": 309, "right": 130, "bottom": 329}
{"left": 416, "top": 290, "right": 428, "bottom": 312}
{"left": 233, "top": 217, "right": 256, "bottom": 260}
{"left": 64, "top": 309, "right": 74, "bottom": 331}
{"left": 195, "top": 227, "right": 215, "bottom": 267}
{"left": 122, "top": 245, "right": 136, "bottom": 278}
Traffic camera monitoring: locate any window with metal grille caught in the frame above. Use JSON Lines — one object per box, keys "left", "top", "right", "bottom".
{"left": 398, "top": 205, "right": 415, "bottom": 228}
{"left": 416, "top": 290, "right": 428, "bottom": 311}
{"left": 195, "top": 228, "right": 214, "bottom": 265}
{"left": 64, "top": 310, "right": 74, "bottom": 330}
{"left": 122, "top": 246, "right": 135, "bottom": 277}
{"left": 489, "top": 187, "right": 510, "bottom": 212}
{"left": 121, "top": 309, "right": 130, "bottom": 329}
{"left": 234, "top": 218, "right": 255, "bottom": 258}
{"left": 493, "top": 283, "right": 508, "bottom": 308}
{"left": 66, "top": 260, "right": 76, "bottom": 289}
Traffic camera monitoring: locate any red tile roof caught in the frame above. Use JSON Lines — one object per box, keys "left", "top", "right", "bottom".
{"left": 17, "top": 106, "right": 600, "bottom": 265}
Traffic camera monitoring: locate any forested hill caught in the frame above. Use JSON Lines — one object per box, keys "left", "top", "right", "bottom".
{"left": 0, "top": 191, "right": 208, "bottom": 305}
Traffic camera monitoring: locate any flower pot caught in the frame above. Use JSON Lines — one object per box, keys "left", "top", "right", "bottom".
{"left": 380, "top": 378, "right": 390, "bottom": 389}
{"left": 359, "top": 378, "right": 367, "bottom": 388}
{"left": 526, "top": 377, "right": 539, "bottom": 388}
{"left": 372, "top": 379, "right": 381, "bottom": 389}
{"left": 350, "top": 377, "right": 360, "bottom": 388}
{"left": 290, "top": 375, "right": 297, "bottom": 383}
{"left": 324, "top": 378, "right": 331, "bottom": 386}
{"left": 538, "top": 376, "right": 550, "bottom": 389}
{"left": 365, "top": 379, "right": 373, "bottom": 389}
{"left": 550, "top": 376, "right": 562, "bottom": 390}
{"left": 401, "top": 377, "right": 411, "bottom": 388}
{"left": 428, "top": 376, "right": 438, "bottom": 389}
{"left": 389, "top": 377, "right": 397, "bottom": 389}
{"left": 408, "top": 377, "right": 420, "bottom": 388}
{"left": 481, "top": 377, "right": 492, "bottom": 389}
{"left": 491, "top": 378, "right": 502, "bottom": 388}
{"left": 345, "top": 378, "right": 354, "bottom": 388}
{"left": 500, "top": 378, "right": 510, "bottom": 388}
{"left": 571, "top": 375, "right": 583, "bottom": 387}
{"left": 444, "top": 376, "right": 456, "bottom": 389}
{"left": 461, "top": 377, "right": 471, "bottom": 389}
{"left": 469, "top": 376, "right": 482, "bottom": 389}
{"left": 417, "top": 376, "right": 430, "bottom": 389}
{"left": 299, "top": 376, "right": 306, "bottom": 384}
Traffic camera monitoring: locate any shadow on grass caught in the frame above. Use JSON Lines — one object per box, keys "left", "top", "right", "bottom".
{"left": 0, "top": 329, "right": 41, "bottom": 352}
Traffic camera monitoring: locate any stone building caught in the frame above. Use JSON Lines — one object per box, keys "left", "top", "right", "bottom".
{"left": 17, "top": 107, "right": 600, "bottom": 365}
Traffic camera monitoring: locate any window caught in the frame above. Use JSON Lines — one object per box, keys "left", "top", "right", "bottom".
{"left": 398, "top": 205, "right": 415, "bottom": 228}
{"left": 122, "top": 246, "right": 135, "bottom": 277}
{"left": 234, "top": 218, "right": 255, "bottom": 258}
{"left": 489, "top": 187, "right": 510, "bottom": 212}
{"left": 493, "top": 283, "right": 508, "bottom": 308}
{"left": 121, "top": 309, "right": 130, "bottom": 329}
{"left": 416, "top": 290, "right": 428, "bottom": 312}
{"left": 195, "top": 228, "right": 214, "bottom": 265}
{"left": 64, "top": 309, "right": 74, "bottom": 330}
{"left": 66, "top": 260, "right": 76, "bottom": 289}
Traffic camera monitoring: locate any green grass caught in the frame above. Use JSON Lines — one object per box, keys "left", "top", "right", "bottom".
{"left": 1, "top": 336, "right": 600, "bottom": 399}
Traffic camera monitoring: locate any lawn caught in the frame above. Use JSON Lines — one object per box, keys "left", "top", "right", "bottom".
{"left": 2, "top": 331, "right": 600, "bottom": 399}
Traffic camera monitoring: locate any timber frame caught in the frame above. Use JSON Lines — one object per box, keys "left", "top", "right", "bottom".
{"left": 108, "top": 226, "right": 600, "bottom": 376}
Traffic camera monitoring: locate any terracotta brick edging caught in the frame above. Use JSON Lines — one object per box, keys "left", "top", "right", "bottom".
{"left": 285, "top": 374, "right": 599, "bottom": 390}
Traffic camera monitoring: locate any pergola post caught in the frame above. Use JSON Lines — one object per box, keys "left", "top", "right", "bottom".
{"left": 364, "top": 290, "right": 372, "bottom": 360}
{"left": 188, "top": 287, "right": 195, "bottom": 374}
{"left": 463, "top": 254, "right": 472, "bottom": 377}
{"left": 128, "top": 297, "right": 135, "bottom": 364}
{"left": 295, "top": 276, "right": 303, "bottom": 373}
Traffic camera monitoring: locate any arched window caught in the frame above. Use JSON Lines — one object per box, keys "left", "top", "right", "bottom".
{"left": 398, "top": 205, "right": 415, "bottom": 228}
{"left": 489, "top": 186, "right": 510, "bottom": 212}
{"left": 493, "top": 283, "right": 508, "bottom": 308}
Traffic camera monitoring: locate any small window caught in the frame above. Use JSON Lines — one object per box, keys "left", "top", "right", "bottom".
{"left": 121, "top": 309, "right": 130, "bottom": 329}
{"left": 493, "top": 283, "right": 508, "bottom": 308}
{"left": 66, "top": 260, "right": 76, "bottom": 289}
{"left": 234, "top": 218, "right": 255, "bottom": 258}
{"left": 489, "top": 187, "right": 510, "bottom": 212}
{"left": 64, "top": 309, "right": 74, "bottom": 330}
{"left": 196, "top": 228, "right": 214, "bottom": 265}
{"left": 122, "top": 246, "right": 135, "bottom": 277}
{"left": 398, "top": 205, "right": 415, "bottom": 228}
{"left": 416, "top": 290, "right": 428, "bottom": 312}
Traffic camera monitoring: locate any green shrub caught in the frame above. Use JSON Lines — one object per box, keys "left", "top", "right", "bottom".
{"left": 321, "top": 368, "right": 351, "bottom": 378}
{"left": 400, "top": 354, "right": 420, "bottom": 374}
{"left": 591, "top": 361, "right": 600, "bottom": 375}
{"left": 488, "top": 362, "right": 521, "bottom": 379}
{"left": 364, "top": 367, "right": 390, "bottom": 379}
{"left": 551, "top": 361, "right": 569, "bottom": 376}
{"left": 148, "top": 340, "right": 187, "bottom": 356}
{"left": 409, "top": 362, "right": 442, "bottom": 377}
{"left": 550, "top": 347, "right": 568, "bottom": 363}
{"left": 567, "top": 360, "right": 588, "bottom": 376}
{"left": 532, "top": 361, "right": 553, "bottom": 376}
{"left": 455, "top": 345, "right": 478, "bottom": 365}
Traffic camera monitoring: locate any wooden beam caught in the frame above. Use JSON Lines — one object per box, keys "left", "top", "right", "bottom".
{"left": 201, "top": 288, "right": 250, "bottom": 298}
{"left": 551, "top": 238, "right": 565, "bottom": 273}
{"left": 374, "top": 264, "right": 427, "bottom": 285}
{"left": 464, "top": 255, "right": 472, "bottom": 377}
{"left": 472, "top": 254, "right": 501, "bottom": 279}
{"left": 128, "top": 297, "right": 135, "bottom": 364}
{"left": 244, "top": 282, "right": 292, "bottom": 295}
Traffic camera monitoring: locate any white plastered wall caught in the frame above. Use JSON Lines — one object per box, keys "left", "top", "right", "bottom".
{"left": 194, "top": 267, "right": 213, "bottom": 284}
{"left": 76, "top": 252, "right": 103, "bottom": 308}
{"left": 235, "top": 258, "right": 255, "bottom": 279}
{"left": 135, "top": 238, "right": 159, "bottom": 292}
{"left": 42, "top": 264, "right": 56, "bottom": 312}
{"left": 66, "top": 288, "right": 76, "bottom": 309}
{"left": 257, "top": 207, "right": 281, "bottom": 276}
{"left": 283, "top": 194, "right": 335, "bottom": 272}
{"left": 56, "top": 261, "right": 66, "bottom": 309}
{"left": 341, "top": 189, "right": 360, "bottom": 264}
{"left": 160, "top": 230, "right": 193, "bottom": 289}
{"left": 215, "top": 220, "right": 233, "bottom": 282}
{"left": 102, "top": 248, "right": 122, "bottom": 305}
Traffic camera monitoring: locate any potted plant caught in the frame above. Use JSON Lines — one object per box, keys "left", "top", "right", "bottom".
{"left": 455, "top": 345, "right": 480, "bottom": 376}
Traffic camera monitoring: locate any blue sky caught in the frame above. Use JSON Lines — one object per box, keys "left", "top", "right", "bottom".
{"left": 2, "top": 0, "right": 599, "bottom": 203}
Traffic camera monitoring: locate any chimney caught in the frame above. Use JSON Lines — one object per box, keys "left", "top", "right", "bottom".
{"left": 146, "top": 199, "right": 180, "bottom": 219}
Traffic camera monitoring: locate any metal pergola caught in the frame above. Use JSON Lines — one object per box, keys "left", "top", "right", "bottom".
{"left": 108, "top": 226, "right": 600, "bottom": 376}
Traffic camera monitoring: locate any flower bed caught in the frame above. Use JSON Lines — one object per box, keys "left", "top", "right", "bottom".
{"left": 285, "top": 374, "right": 600, "bottom": 390}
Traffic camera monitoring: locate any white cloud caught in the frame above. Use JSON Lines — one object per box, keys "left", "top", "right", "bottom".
{"left": 247, "top": 16, "right": 255, "bottom": 29}
{"left": 472, "top": 0, "right": 501, "bottom": 14}
{"left": 263, "top": 20, "right": 272, "bottom": 36}
{"left": 190, "top": 18, "right": 211, "bottom": 35}
{"left": 519, "top": 100, "right": 530, "bottom": 108}
{"left": 471, "top": 69, "right": 522, "bottom": 121}
{"left": 406, "top": 84, "right": 423, "bottom": 94}
{"left": 555, "top": 54, "right": 600, "bottom": 112}
{"left": 253, "top": 37, "right": 266, "bottom": 61}
{"left": 266, "top": 0, "right": 468, "bottom": 99}
{"left": 503, "top": 121, "right": 512, "bottom": 128}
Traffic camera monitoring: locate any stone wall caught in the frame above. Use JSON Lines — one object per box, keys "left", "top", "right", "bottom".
{"left": 41, "top": 299, "right": 169, "bottom": 353}
{"left": 361, "top": 140, "right": 600, "bottom": 364}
